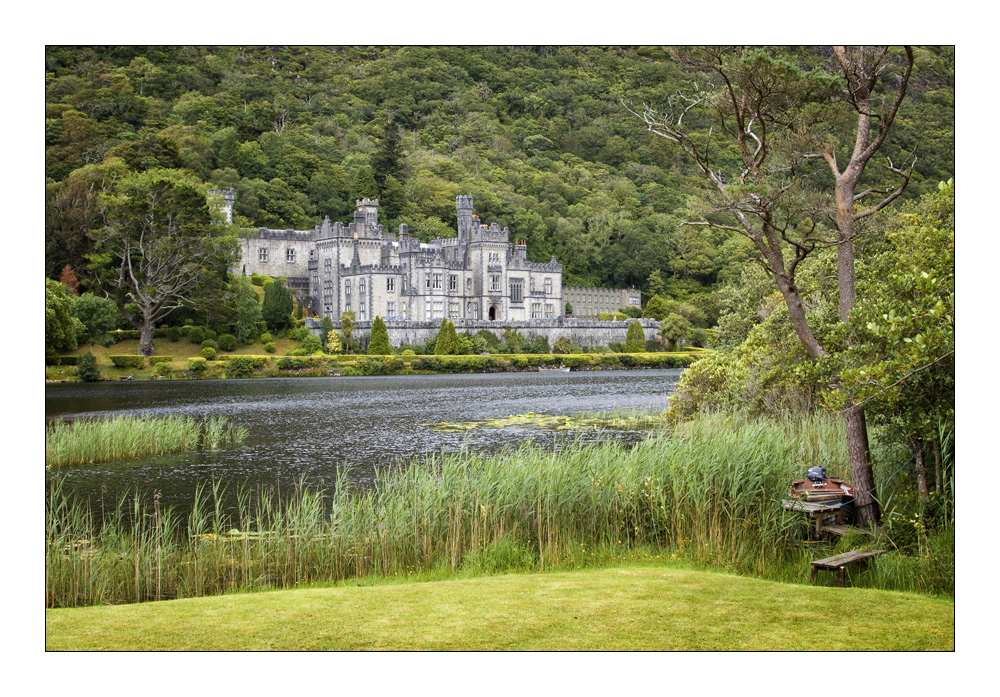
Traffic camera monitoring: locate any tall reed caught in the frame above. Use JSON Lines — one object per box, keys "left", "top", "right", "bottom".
{"left": 46, "top": 414, "right": 248, "bottom": 467}
{"left": 46, "top": 413, "right": 950, "bottom": 607}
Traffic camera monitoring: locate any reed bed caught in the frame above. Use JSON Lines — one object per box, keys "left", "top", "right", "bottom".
{"left": 46, "top": 414, "right": 949, "bottom": 608}
{"left": 45, "top": 414, "right": 248, "bottom": 467}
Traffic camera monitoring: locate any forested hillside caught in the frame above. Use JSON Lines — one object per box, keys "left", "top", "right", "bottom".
{"left": 45, "top": 45, "right": 954, "bottom": 328}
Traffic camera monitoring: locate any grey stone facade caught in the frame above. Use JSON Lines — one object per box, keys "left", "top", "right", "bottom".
{"left": 563, "top": 286, "right": 641, "bottom": 317}
{"left": 236, "top": 195, "right": 564, "bottom": 324}
{"left": 237, "top": 193, "right": 659, "bottom": 347}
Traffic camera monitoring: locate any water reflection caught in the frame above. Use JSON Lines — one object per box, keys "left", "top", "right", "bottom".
{"left": 46, "top": 369, "right": 683, "bottom": 515}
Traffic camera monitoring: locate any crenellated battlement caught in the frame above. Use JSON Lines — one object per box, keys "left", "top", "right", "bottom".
{"left": 242, "top": 227, "right": 316, "bottom": 241}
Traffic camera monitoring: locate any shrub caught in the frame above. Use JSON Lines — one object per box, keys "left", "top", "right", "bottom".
{"left": 165, "top": 326, "right": 182, "bottom": 342}
{"left": 201, "top": 339, "right": 217, "bottom": 351}
{"left": 529, "top": 335, "right": 550, "bottom": 354}
{"left": 301, "top": 334, "right": 321, "bottom": 354}
{"left": 188, "top": 357, "right": 207, "bottom": 373}
{"left": 625, "top": 320, "right": 647, "bottom": 352}
{"left": 218, "top": 334, "right": 237, "bottom": 352}
{"left": 188, "top": 326, "right": 206, "bottom": 344}
{"left": 368, "top": 316, "right": 392, "bottom": 355}
{"left": 354, "top": 357, "right": 385, "bottom": 376}
{"left": 227, "top": 356, "right": 256, "bottom": 378}
{"left": 260, "top": 332, "right": 273, "bottom": 344}
{"left": 155, "top": 362, "right": 172, "bottom": 377}
{"left": 264, "top": 342, "right": 276, "bottom": 353}
{"left": 148, "top": 356, "right": 172, "bottom": 365}
{"left": 204, "top": 329, "right": 217, "bottom": 341}
{"left": 201, "top": 346, "right": 217, "bottom": 360}
{"left": 110, "top": 355, "right": 145, "bottom": 369}
{"left": 75, "top": 353, "right": 101, "bottom": 382}
{"left": 552, "top": 336, "right": 579, "bottom": 354}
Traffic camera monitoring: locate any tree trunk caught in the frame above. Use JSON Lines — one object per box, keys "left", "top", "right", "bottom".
{"left": 771, "top": 263, "right": 826, "bottom": 360}
{"left": 834, "top": 193, "right": 880, "bottom": 525}
{"left": 139, "top": 318, "right": 156, "bottom": 357}
{"left": 913, "top": 441, "right": 930, "bottom": 501}
{"left": 845, "top": 405, "right": 879, "bottom": 525}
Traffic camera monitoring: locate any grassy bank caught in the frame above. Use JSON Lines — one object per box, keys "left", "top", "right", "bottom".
{"left": 46, "top": 414, "right": 953, "bottom": 608}
{"left": 45, "top": 348, "right": 701, "bottom": 381}
{"left": 45, "top": 414, "right": 247, "bottom": 467}
{"left": 45, "top": 564, "right": 954, "bottom": 651}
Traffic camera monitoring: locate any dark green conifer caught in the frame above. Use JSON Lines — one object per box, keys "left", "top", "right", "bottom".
{"left": 625, "top": 320, "right": 647, "bottom": 353}
{"left": 368, "top": 316, "right": 392, "bottom": 355}
{"left": 261, "top": 280, "right": 294, "bottom": 332}
{"left": 371, "top": 119, "right": 405, "bottom": 190}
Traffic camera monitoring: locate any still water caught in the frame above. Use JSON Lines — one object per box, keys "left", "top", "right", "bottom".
{"left": 46, "top": 369, "right": 683, "bottom": 513}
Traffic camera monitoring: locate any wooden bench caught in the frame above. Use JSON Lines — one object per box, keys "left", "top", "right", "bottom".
{"left": 810, "top": 550, "right": 885, "bottom": 587}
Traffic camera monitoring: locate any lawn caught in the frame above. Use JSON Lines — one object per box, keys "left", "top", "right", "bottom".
{"left": 45, "top": 563, "right": 954, "bottom": 651}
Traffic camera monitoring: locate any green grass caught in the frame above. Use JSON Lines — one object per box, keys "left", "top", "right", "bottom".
{"left": 44, "top": 563, "right": 954, "bottom": 651}
{"left": 45, "top": 414, "right": 247, "bottom": 467}
{"left": 45, "top": 337, "right": 298, "bottom": 381}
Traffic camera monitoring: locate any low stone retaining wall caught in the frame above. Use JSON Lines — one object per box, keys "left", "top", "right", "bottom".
{"left": 307, "top": 317, "right": 660, "bottom": 349}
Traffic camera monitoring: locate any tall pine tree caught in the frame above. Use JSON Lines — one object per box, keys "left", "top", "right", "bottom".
{"left": 371, "top": 119, "right": 405, "bottom": 190}
{"left": 350, "top": 165, "right": 378, "bottom": 203}
{"left": 261, "top": 280, "right": 294, "bottom": 332}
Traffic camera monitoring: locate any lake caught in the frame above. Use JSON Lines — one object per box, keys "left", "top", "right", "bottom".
{"left": 45, "top": 369, "right": 683, "bottom": 514}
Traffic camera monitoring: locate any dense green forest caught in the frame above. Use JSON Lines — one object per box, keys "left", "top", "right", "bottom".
{"left": 44, "top": 45, "right": 954, "bottom": 332}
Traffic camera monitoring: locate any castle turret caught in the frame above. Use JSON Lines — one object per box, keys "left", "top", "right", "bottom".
{"left": 456, "top": 195, "right": 474, "bottom": 240}
{"left": 358, "top": 198, "right": 379, "bottom": 227}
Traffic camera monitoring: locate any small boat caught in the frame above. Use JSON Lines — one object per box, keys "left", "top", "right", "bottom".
{"left": 788, "top": 473, "right": 854, "bottom": 503}
{"left": 787, "top": 466, "right": 856, "bottom": 524}
{"left": 538, "top": 366, "right": 570, "bottom": 372}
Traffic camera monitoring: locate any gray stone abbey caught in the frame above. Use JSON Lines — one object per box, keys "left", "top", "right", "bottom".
{"left": 233, "top": 193, "right": 659, "bottom": 347}
{"left": 238, "top": 195, "right": 563, "bottom": 324}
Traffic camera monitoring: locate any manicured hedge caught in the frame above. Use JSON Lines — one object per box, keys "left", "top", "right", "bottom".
{"left": 218, "top": 354, "right": 272, "bottom": 368}
{"left": 148, "top": 356, "right": 173, "bottom": 365}
{"left": 110, "top": 355, "right": 145, "bottom": 369}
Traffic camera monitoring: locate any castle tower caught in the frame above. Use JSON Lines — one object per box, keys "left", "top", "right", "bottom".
{"left": 361, "top": 199, "right": 379, "bottom": 226}
{"left": 456, "top": 195, "right": 474, "bottom": 240}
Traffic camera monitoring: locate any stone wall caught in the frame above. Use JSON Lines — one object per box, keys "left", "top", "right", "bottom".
{"left": 307, "top": 317, "right": 660, "bottom": 349}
